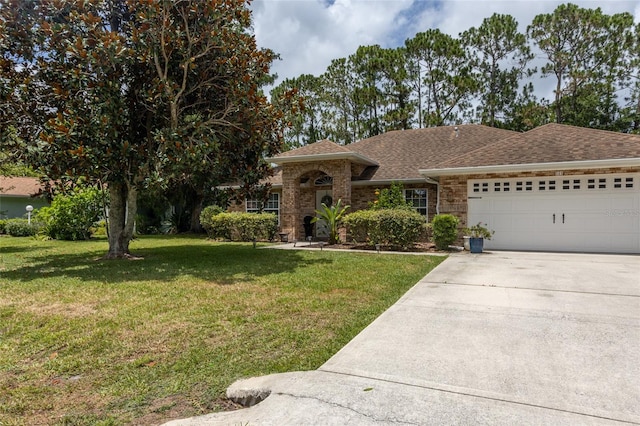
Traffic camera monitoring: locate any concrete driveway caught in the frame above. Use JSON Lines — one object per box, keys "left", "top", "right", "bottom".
{"left": 165, "top": 251, "right": 640, "bottom": 425}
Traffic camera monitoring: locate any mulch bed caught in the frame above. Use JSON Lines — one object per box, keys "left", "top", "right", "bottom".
{"left": 322, "top": 242, "right": 445, "bottom": 253}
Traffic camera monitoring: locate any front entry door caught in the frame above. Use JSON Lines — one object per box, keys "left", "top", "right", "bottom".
{"left": 315, "top": 190, "right": 333, "bottom": 239}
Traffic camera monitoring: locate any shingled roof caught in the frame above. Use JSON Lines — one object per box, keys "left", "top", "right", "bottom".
{"left": 348, "top": 125, "right": 517, "bottom": 181}
{"left": 270, "top": 125, "right": 517, "bottom": 182}
{"left": 267, "top": 124, "right": 640, "bottom": 186}
{"left": 0, "top": 176, "right": 43, "bottom": 197}
{"left": 269, "top": 139, "right": 378, "bottom": 166}
{"left": 426, "top": 123, "right": 640, "bottom": 173}
{"left": 276, "top": 139, "right": 353, "bottom": 158}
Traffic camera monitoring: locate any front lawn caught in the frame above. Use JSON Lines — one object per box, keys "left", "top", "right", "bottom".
{"left": 0, "top": 235, "right": 445, "bottom": 425}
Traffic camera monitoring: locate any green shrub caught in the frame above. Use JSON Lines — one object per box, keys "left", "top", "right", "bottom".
{"left": 38, "top": 186, "right": 103, "bottom": 240}
{"left": 5, "top": 218, "right": 42, "bottom": 237}
{"left": 431, "top": 214, "right": 460, "bottom": 250}
{"left": 344, "top": 208, "right": 426, "bottom": 250}
{"left": 199, "top": 205, "right": 224, "bottom": 230}
{"left": 201, "top": 211, "right": 277, "bottom": 242}
{"left": 199, "top": 205, "right": 226, "bottom": 238}
{"left": 463, "top": 222, "right": 494, "bottom": 240}
{"left": 90, "top": 220, "right": 108, "bottom": 236}
{"left": 370, "top": 182, "right": 413, "bottom": 210}
{"left": 0, "top": 219, "right": 6, "bottom": 234}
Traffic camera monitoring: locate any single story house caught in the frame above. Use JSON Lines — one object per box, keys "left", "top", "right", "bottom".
{"left": 230, "top": 123, "right": 640, "bottom": 254}
{"left": 0, "top": 176, "right": 49, "bottom": 219}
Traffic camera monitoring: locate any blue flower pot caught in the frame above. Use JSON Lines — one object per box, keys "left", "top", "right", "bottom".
{"left": 469, "top": 237, "right": 484, "bottom": 253}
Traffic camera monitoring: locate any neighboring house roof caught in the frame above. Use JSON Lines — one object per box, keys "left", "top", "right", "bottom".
{"left": 0, "top": 176, "right": 43, "bottom": 197}
{"left": 422, "top": 123, "right": 640, "bottom": 176}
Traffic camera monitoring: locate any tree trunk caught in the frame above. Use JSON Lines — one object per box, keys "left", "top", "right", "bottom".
{"left": 189, "top": 193, "right": 204, "bottom": 233}
{"left": 555, "top": 70, "right": 563, "bottom": 123}
{"left": 105, "top": 181, "right": 138, "bottom": 259}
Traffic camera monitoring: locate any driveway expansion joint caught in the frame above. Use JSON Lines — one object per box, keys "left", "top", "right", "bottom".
{"left": 426, "top": 280, "right": 640, "bottom": 298}
{"left": 318, "top": 369, "right": 639, "bottom": 425}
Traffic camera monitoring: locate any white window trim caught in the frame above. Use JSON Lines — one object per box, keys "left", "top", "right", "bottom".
{"left": 404, "top": 188, "right": 428, "bottom": 220}
{"left": 246, "top": 193, "right": 280, "bottom": 224}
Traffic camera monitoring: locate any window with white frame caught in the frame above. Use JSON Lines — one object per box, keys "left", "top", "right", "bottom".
{"left": 246, "top": 193, "right": 280, "bottom": 222}
{"left": 404, "top": 189, "right": 428, "bottom": 217}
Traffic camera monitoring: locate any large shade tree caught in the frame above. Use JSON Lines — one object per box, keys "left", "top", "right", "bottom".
{"left": 0, "top": 0, "right": 284, "bottom": 258}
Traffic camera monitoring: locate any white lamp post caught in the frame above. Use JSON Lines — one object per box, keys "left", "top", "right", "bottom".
{"left": 26, "top": 205, "right": 34, "bottom": 225}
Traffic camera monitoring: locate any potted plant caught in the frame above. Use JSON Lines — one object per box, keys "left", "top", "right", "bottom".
{"left": 463, "top": 222, "right": 494, "bottom": 253}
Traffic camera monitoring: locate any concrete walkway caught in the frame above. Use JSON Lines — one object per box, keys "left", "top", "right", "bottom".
{"left": 263, "top": 241, "right": 448, "bottom": 256}
{"left": 164, "top": 251, "right": 640, "bottom": 425}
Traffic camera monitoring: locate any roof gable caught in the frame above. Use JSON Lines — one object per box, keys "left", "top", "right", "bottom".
{"left": 275, "top": 139, "right": 351, "bottom": 158}
{"left": 269, "top": 139, "right": 378, "bottom": 166}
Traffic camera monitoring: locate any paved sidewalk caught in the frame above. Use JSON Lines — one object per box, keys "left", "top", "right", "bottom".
{"left": 165, "top": 251, "right": 640, "bottom": 425}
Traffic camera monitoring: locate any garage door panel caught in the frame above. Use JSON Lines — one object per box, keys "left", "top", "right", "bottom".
{"left": 611, "top": 214, "right": 639, "bottom": 233}
{"left": 614, "top": 233, "right": 640, "bottom": 252}
{"left": 563, "top": 213, "right": 603, "bottom": 231}
{"left": 510, "top": 199, "right": 536, "bottom": 212}
{"left": 609, "top": 196, "right": 636, "bottom": 210}
{"left": 468, "top": 174, "right": 640, "bottom": 254}
{"left": 545, "top": 199, "right": 565, "bottom": 210}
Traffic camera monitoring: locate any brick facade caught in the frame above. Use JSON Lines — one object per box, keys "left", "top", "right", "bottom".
{"left": 228, "top": 163, "right": 639, "bottom": 244}
{"left": 231, "top": 167, "right": 438, "bottom": 242}
{"left": 439, "top": 166, "right": 640, "bottom": 229}
{"left": 279, "top": 160, "right": 353, "bottom": 241}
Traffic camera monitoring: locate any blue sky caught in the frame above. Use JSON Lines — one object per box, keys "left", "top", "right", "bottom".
{"left": 251, "top": 0, "right": 640, "bottom": 99}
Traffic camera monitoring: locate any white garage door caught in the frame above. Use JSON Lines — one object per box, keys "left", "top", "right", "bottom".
{"left": 467, "top": 173, "right": 640, "bottom": 253}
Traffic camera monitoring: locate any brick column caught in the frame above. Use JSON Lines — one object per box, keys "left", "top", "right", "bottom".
{"left": 332, "top": 160, "right": 352, "bottom": 243}
{"left": 281, "top": 169, "right": 301, "bottom": 241}
{"left": 440, "top": 176, "right": 467, "bottom": 228}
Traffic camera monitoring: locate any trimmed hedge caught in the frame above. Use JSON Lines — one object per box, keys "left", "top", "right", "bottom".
{"left": 0, "top": 219, "right": 6, "bottom": 234}
{"left": 344, "top": 208, "right": 426, "bottom": 250}
{"left": 199, "top": 205, "right": 225, "bottom": 238}
{"left": 5, "top": 218, "right": 42, "bottom": 237}
{"left": 200, "top": 211, "right": 278, "bottom": 242}
{"left": 431, "top": 214, "right": 460, "bottom": 250}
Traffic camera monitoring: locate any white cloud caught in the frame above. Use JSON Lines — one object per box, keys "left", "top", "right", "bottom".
{"left": 252, "top": 0, "right": 640, "bottom": 96}
{"left": 251, "top": 0, "right": 414, "bottom": 81}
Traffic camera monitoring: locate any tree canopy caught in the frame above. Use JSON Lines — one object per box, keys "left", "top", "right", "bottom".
{"left": 0, "top": 0, "right": 285, "bottom": 257}
{"left": 271, "top": 4, "right": 639, "bottom": 147}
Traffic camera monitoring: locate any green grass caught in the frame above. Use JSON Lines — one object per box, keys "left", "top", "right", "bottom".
{"left": 0, "top": 235, "right": 445, "bottom": 425}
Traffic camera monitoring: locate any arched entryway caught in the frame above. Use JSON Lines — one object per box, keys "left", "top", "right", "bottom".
{"left": 280, "top": 160, "right": 352, "bottom": 241}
